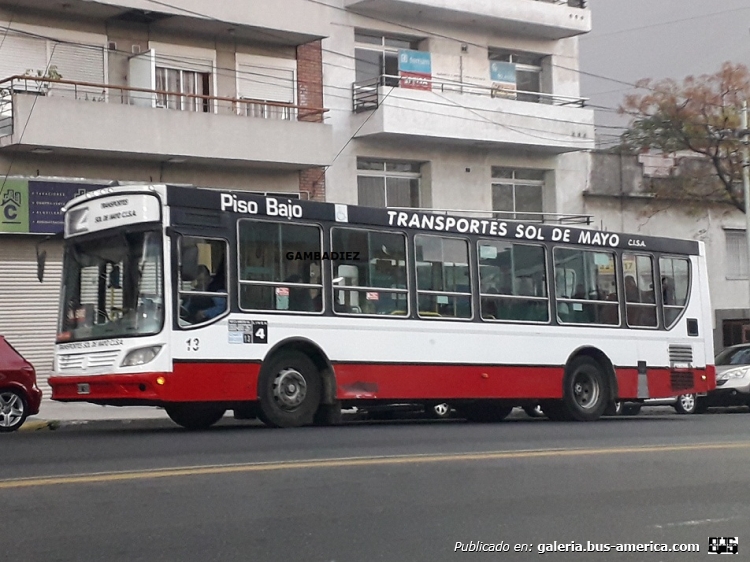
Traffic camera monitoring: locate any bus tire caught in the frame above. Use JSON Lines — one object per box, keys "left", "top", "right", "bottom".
{"left": 258, "top": 351, "right": 321, "bottom": 428}
{"left": 562, "top": 356, "right": 609, "bottom": 421}
{"left": 165, "top": 403, "right": 225, "bottom": 430}
{"left": 461, "top": 402, "right": 512, "bottom": 422}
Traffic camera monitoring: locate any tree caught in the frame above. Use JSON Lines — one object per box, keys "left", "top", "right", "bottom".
{"left": 619, "top": 62, "right": 750, "bottom": 213}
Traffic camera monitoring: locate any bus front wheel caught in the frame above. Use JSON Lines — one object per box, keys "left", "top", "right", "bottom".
{"left": 165, "top": 403, "right": 226, "bottom": 430}
{"left": 258, "top": 351, "right": 322, "bottom": 428}
{"left": 562, "top": 357, "right": 610, "bottom": 421}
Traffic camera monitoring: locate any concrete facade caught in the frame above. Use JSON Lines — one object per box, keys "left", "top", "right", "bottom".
{"left": 324, "top": 0, "right": 594, "bottom": 218}
{"left": 0, "top": 0, "right": 331, "bottom": 197}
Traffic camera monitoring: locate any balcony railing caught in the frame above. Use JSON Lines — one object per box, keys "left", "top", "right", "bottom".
{"left": 0, "top": 75, "right": 327, "bottom": 137}
{"left": 352, "top": 75, "right": 587, "bottom": 113}
{"left": 387, "top": 207, "right": 592, "bottom": 225}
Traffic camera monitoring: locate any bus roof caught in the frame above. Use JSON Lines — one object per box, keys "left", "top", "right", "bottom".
{"left": 167, "top": 185, "right": 701, "bottom": 255}
{"left": 70, "top": 184, "right": 700, "bottom": 255}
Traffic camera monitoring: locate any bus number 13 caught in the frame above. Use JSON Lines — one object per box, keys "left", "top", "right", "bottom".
{"left": 186, "top": 338, "right": 200, "bottom": 352}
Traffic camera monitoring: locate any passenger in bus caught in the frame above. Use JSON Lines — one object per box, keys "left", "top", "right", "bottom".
{"left": 661, "top": 276, "right": 675, "bottom": 305}
{"left": 183, "top": 265, "right": 226, "bottom": 323}
{"left": 624, "top": 276, "right": 641, "bottom": 325}
{"left": 482, "top": 287, "right": 499, "bottom": 319}
{"left": 285, "top": 274, "right": 314, "bottom": 312}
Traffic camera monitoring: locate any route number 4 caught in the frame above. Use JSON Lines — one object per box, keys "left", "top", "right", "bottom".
{"left": 186, "top": 338, "right": 200, "bottom": 351}
{"left": 254, "top": 327, "right": 265, "bottom": 341}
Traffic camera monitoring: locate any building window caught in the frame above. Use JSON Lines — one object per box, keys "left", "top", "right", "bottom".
{"left": 488, "top": 49, "right": 544, "bottom": 103}
{"left": 357, "top": 158, "right": 421, "bottom": 208}
{"left": 355, "top": 31, "right": 421, "bottom": 86}
{"left": 491, "top": 168, "right": 544, "bottom": 221}
{"left": 723, "top": 319, "right": 750, "bottom": 347}
{"left": 237, "top": 55, "right": 296, "bottom": 121}
{"left": 726, "top": 230, "right": 748, "bottom": 280}
{"left": 155, "top": 67, "right": 210, "bottom": 112}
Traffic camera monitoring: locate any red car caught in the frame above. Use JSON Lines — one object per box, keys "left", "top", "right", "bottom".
{"left": 0, "top": 336, "right": 42, "bottom": 432}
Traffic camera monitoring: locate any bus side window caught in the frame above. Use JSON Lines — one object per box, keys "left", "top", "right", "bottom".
{"left": 659, "top": 257, "right": 690, "bottom": 328}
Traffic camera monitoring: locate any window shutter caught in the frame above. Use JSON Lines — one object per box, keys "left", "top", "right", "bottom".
{"left": 48, "top": 42, "right": 105, "bottom": 83}
{"left": 0, "top": 32, "right": 47, "bottom": 79}
{"left": 237, "top": 64, "right": 295, "bottom": 103}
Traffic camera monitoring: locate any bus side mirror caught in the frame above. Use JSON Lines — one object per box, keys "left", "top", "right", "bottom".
{"left": 36, "top": 249, "right": 47, "bottom": 283}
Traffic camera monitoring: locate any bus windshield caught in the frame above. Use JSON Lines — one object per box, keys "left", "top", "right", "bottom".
{"left": 58, "top": 230, "right": 164, "bottom": 342}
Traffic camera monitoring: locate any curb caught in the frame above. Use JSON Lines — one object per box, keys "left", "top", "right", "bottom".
{"left": 19, "top": 420, "right": 60, "bottom": 432}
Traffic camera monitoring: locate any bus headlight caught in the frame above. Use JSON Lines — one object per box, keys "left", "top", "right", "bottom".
{"left": 121, "top": 345, "right": 163, "bottom": 367}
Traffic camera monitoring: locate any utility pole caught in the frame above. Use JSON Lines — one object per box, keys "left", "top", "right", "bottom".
{"left": 742, "top": 101, "right": 750, "bottom": 312}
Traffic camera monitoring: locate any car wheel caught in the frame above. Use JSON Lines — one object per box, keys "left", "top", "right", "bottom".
{"left": 522, "top": 404, "right": 545, "bottom": 418}
{"left": 165, "top": 403, "right": 226, "bottom": 430}
{"left": 257, "top": 351, "right": 321, "bottom": 428}
{"left": 430, "top": 403, "right": 452, "bottom": 419}
{"left": 674, "top": 393, "right": 697, "bottom": 415}
{"left": 561, "top": 357, "right": 610, "bottom": 421}
{"left": 0, "top": 389, "right": 27, "bottom": 432}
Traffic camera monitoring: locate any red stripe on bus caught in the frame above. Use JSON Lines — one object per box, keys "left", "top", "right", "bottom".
{"left": 49, "top": 362, "right": 714, "bottom": 404}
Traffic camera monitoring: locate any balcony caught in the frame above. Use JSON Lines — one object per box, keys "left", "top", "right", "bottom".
{"left": 9, "top": 0, "right": 329, "bottom": 45}
{"left": 351, "top": 76, "right": 594, "bottom": 153}
{"left": 0, "top": 76, "right": 332, "bottom": 169}
{"left": 344, "top": 0, "right": 590, "bottom": 40}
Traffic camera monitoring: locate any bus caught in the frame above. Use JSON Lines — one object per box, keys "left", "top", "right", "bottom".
{"left": 47, "top": 184, "right": 716, "bottom": 428}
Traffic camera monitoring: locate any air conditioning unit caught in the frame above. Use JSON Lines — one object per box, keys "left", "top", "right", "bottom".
{"left": 131, "top": 45, "right": 142, "bottom": 55}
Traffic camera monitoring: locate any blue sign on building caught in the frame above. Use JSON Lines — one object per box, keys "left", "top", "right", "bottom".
{"left": 490, "top": 61, "right": 517, "bottom": 85}
{"left": 398, "top": 49, "right": 432, "bottom": 74}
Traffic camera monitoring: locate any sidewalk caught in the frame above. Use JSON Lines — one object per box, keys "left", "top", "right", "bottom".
{"left": 21, "top": 400, "right": 170, "bottom": 431}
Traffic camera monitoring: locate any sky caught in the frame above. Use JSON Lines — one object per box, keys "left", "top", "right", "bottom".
{"left": 579, "top": 0, "right": 750, "bottom": 148}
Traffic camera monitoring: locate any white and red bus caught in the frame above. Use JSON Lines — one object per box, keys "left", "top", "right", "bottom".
{"left": 48, "top": 184, "right": 715, "bottom": 428}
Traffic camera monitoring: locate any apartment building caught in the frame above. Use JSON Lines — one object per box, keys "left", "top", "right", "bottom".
{"left": 0, "top": 0, "right": 332, "bottom": 389}
{"left": 0, "top": 0, "right": 595, "bottom": 391}
{"left": 324, "top": 0, "right": 594, "bottom": 219}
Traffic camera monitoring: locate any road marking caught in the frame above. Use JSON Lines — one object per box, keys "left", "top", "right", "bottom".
{"left": 2, "top": 441, "right": 749, "bottom": 490}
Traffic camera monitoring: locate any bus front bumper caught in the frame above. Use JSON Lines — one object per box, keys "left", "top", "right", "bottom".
{"left": 49, "top": 373, "right": 168, "bottom": 405}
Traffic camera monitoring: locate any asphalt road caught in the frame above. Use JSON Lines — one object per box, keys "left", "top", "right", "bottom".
{"left": 3, "top": 409, "right": 750, "bottom": 562}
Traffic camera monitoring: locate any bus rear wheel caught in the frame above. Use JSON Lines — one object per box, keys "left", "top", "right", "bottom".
{"left": 258, "top": 351, "right": 321, "bottom": 428}
{"left": 562, "top": 357, "right": 610, "bottom": 421}
{"left": 165, "top": 403, "right": 226, "bottom": 430}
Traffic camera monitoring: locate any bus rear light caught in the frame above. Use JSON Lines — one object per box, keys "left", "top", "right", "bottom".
{"left": 156, "top": 376, "right": 166, "bottom": 385}
{"left": 121, "top": 345, "right": 163, "bottom": 367}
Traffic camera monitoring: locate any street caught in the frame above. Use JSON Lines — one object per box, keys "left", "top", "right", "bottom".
{"left": 3, "top": 410, "right": 750, "bottom": 561}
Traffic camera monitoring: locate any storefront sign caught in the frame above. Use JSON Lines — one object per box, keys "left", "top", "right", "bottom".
{"left": 0, "top": 180, "right": 104, "bottom": 234}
